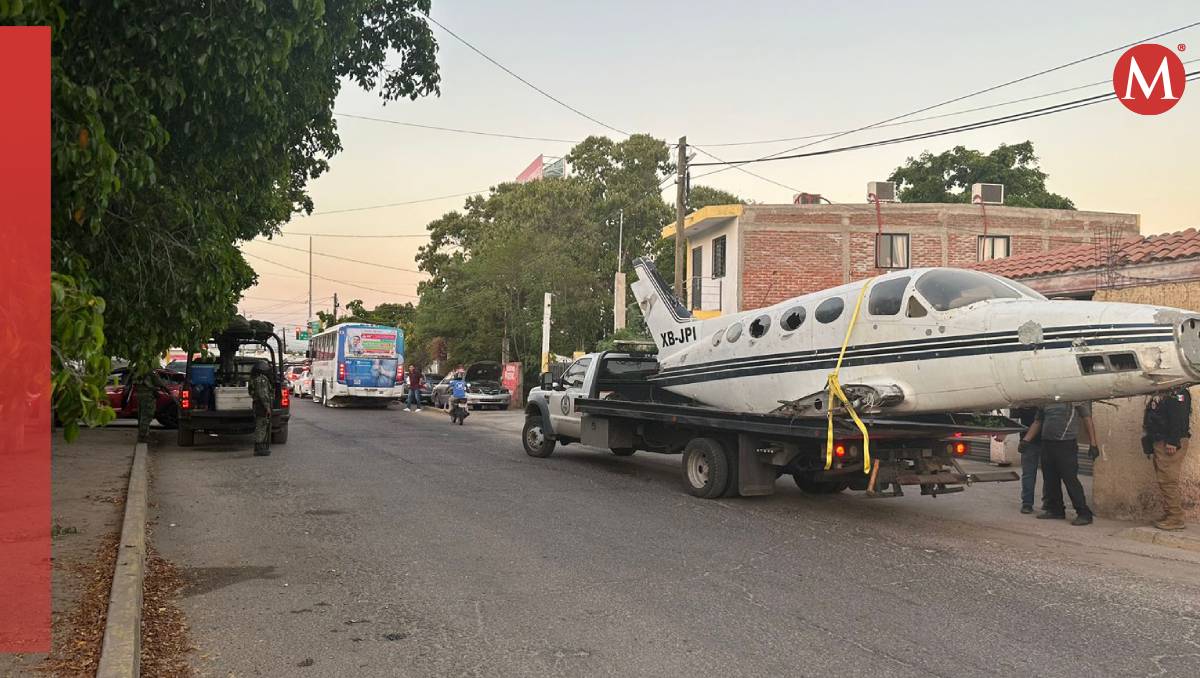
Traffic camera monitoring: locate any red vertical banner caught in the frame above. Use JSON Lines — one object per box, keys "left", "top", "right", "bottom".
{"left": 0, "top": 27, "right": 51, "bottom": 652}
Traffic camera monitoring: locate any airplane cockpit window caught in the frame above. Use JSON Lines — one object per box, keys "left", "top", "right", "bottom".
{"left": 815, "top": 297, "right": 844, "bottom": 324}
{"left": 915, "top": 269, "right": 1022, "bottom": 311}
{"left": 725, "top": 324, "right": 743, "bottom": 343}
{"left": 749, "top": 315, "right": 771, "bottom": 338}
{"left": 907, "top": 296, "right": 929, "bottom": 318}
{"left": 867, "top": 277, "right": 910, "bottom": 316}
{"left": 781, "top": 306, "right": 806, "bottom": 332}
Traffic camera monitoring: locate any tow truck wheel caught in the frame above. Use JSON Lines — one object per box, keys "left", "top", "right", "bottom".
{"left": 682, "top": 438, "right": 730, "bottom": 499}
{"left": 522, "top": 415, "right": 556, "bottom": 458}
{"left": 793, "top": 474, "right": 848, "bottom": 494}
{"left": 177, "top": 425, "right": 195, "bottom": 447}
{"left": 611, "top": 448, "right": 636, "bottom": 457}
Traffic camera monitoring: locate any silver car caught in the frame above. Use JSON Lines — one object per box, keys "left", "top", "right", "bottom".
{"left": 432, "top": 362, "right": 511, "bottom": 410}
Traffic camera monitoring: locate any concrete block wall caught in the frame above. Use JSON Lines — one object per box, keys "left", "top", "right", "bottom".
{"left": 1091, "top": 282, "right": 1200, "bottom": 521}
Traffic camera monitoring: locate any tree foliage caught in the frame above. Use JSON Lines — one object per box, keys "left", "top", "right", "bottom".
{"left": 888, "top": 142, "right": 1074, "bottom": 209}
{"left": 412, "top": 135, "right": 674, "bottom": 375}
{"left": 3, "top": 1, "right": 441, "bottom": 435}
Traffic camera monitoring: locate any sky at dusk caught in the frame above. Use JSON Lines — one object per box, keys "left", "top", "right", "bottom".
{"left": 239, "top": 0, "right": 1200, "bottom": 330}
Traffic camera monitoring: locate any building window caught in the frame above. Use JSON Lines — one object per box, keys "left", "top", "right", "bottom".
{"left": 978, "top": 235, "right": 1011, "bottom": 261}
{"left": 712, "top": 236, "right": 727, "bottom": 279}
{"left": 876, "top": 233, "right": 910, "bottom": 269}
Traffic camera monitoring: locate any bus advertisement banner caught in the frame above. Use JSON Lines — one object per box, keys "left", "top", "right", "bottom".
{"left": 339, "top": 326, "right": 404, "bottom": 388}
{"left": 344, "top": 358, "right": 400, "bottom": 388}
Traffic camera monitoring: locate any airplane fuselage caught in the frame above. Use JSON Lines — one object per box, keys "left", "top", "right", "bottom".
{"left": 633, "top": 264, "right": 1200, "bottom": 416}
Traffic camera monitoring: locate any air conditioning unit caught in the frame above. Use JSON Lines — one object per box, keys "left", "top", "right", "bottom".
{"left": 867, "top": 181, "right": 896, "bottom": 202}
{"left": 972, "top": 183, "right": 1004, "bottom": 205}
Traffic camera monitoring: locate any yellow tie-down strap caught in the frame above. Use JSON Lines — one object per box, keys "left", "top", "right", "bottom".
{"left": 825, "top": 277, "right": 875, "bottom": 474}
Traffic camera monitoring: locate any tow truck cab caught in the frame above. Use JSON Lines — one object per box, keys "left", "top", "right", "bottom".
{"left": 176, "top": 328, "right": 291, "bottom": 447}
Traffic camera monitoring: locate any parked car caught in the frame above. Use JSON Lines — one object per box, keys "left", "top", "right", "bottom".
{"left": 291, "top": 368, "right": 313, "bottom": 398}
{"left": 105, "top": 367, "right": 185, "bottom": 429}
{"left": 432, "top": 362, "right": 510, "bottom": 410}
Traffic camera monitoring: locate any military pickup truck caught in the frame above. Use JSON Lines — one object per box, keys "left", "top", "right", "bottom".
{"left": 523, "top": 351, "right": 1020, "bottom": 500}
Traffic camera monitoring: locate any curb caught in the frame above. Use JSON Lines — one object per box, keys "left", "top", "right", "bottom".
{"left": 96, "top": 441, "right": 148, "bottom": 678}
{"left": 1118, "top": 526, "right": 1200, "bottom": 553}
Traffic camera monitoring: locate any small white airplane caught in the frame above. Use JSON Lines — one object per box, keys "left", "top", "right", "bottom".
{"left": 630, "top": 257, "right": 1200, "bottom": 416}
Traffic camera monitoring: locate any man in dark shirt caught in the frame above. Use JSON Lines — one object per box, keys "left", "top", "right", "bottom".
{"left": 1020, "top": 402, "right": 1098, "bottom": 526}
{"left": 1144, "top": 388, "right": 1193, "bottom": 531}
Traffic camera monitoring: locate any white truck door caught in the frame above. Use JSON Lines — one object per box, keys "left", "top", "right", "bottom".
{"left": 550, "top": 357, "right": 591, "bottom": 439}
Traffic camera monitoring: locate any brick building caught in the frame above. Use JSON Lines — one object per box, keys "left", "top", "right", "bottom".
{"left": 661, "top": 202, "right": 1140, "bottom": 318}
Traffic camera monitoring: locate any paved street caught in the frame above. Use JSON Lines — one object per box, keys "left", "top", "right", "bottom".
{"left": 151, "top": 401, "right": 1200, "bottom": 678}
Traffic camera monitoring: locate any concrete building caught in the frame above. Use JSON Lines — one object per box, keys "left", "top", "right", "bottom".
{"left": 662, "top": 202, "right": 1140, "bottom": 318}
{"left": 975, "top": 228, "right": 1200, "bottom": 522}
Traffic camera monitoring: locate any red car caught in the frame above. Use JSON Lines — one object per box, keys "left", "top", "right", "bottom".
{"left": 105, "top": 367, "right": 185, "bottom": 429}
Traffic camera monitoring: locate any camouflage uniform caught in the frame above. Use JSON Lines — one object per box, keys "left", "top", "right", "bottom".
{"left": 136, "top": 369, "right": 168, "bottom": 443}
{"left": 249, "top": 364, "right": 274, "bottom": 456}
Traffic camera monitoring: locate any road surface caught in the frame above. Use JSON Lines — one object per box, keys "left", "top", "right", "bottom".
{"left": 151, "top": 402, "right": 1200, "bottom": 677}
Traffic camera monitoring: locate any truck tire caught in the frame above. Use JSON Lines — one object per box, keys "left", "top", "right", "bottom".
{"left": 682, "top": 438, "right": 730, "bottom": 499}
{"left": 522, "top": 415, "right": 556, "bottom": 458}
{"left": 177, "top": 424, "right": 195, "bottom": 447}
{"left": 272, "top": 425, "right": 289, "bottom": 444}
{"left": 155, "top": 402, "right": 179, "bottom": 430}
{"left": 794, "top": 474, "right": 848, "bottom": 494}
{"left": 611, "top": 448, "right": 636, "bottom": 457}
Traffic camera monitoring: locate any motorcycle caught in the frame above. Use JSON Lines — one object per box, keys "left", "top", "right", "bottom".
{"left": 449, "top": 396, "right": 469, "bottom": 425}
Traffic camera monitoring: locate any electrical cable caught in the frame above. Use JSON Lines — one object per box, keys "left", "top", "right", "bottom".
{"left": 334, "top": 112, "right": 581, "bottom": 143}
{"left": 242, "top": 252, "right": 418, "bottom": 299}
{"left": 694, "top": 20, "right": 1200, "bottom": 177}
{"left": 303, "top": 190, "right": 486, "bottom": 217}
{"left": 253, "top": 239, "right": 425, "bottom": 274}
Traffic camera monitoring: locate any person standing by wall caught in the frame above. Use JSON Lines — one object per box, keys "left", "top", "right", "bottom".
{"left": 1143, "top": 388, "right": 1193, "bottom": 531}
{"left": 1020, "top": 402, "right": 1099, "bottom": 526}
{"left": 249, "top": 361, "right": 273, "bottom": 457}
{"left": 405, "top": 364, "right": 423, "bottom": 412}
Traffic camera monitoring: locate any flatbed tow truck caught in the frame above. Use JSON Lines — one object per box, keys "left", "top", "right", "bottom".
{"left": 523, "top": 351, "right": 1020, "bottom": 499}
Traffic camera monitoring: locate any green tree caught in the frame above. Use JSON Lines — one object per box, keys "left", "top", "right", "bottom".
{"left": 888, "top": 142, "right": 1074, "bottom": 209}
{"left": 4, "top": 1, "right": 441, "bottom": 438}
{"left": 687, "top": 185, "right": 743, "bottom": 211}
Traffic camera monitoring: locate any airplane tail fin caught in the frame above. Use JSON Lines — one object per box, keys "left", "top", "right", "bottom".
{"left": 630, "top": 257, "right": 698, "bottom": 359}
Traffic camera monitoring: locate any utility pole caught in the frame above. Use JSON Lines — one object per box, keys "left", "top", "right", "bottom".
{"left": 332, "top": 292, "right": 339, "bottom": 323}
{"left": 673, "top": 136, "right": 688, "bottom": 303}
{"left": 308, "top": 236, "right": 313, "bottom": 323}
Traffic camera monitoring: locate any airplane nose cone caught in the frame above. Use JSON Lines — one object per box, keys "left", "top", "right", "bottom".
{"left": 1178, "top": 315, "right": 1200, "bottom": 378}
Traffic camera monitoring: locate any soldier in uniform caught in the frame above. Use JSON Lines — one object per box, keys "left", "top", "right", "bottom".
{"left": 1144, "top": 387, "right": 1193, "bottom": 531}
{"left": 134, "top": 367, "right": 169, "bottom": 443}
{"left": 249, "top": 360, "right": 274, "bottom": 456}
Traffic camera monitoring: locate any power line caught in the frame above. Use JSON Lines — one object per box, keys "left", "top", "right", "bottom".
{"left": 423, "top": 14, "right": 629, "bottom": 137}
{"left": 697, "top": 20, "right": 1200, "bottom": 178}
{"left": 286, "top": 231, "right": 431, "bottom": 239}
{"left": 243, "top": 252, "right": 418, "bottom": 299}
{"left": 334, "top": 112, "right": 580, "bottom": 143}
{"left": 254, "top": 239, "right": 425, "bottom": 274}
{"left": 693, "top": 57, "right": 1200, "bottom": 148}
{"left": 303, "top": 190, "right": 485, "bottom": 217}
{"left": 690, "top": 73, "right": 1199, "bottom": 170}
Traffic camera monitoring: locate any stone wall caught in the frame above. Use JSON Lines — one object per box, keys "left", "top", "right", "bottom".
{"left": 1091, "top": 281, "right": 1200, "bottom": 520}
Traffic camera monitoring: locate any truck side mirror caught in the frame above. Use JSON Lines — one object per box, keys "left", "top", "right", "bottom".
{"left": 540, "top": 372, "right": 554, "bottom": 391}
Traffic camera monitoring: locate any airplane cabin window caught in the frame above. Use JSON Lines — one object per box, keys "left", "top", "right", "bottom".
{"left": 815, "top": 297, "right": 844, "bottom": 324}
{"left": 712, "top": 332, "right": 722, "bottom": 346}
{"left": 915, "top": 269, "right": 1022, "bottom": 311}
{"left": 749, "top": 314, "right": 771, "bottom": 338}
{"left": 725, "top": 324, "right": 743, "bottom": 342}
{"left": 906, "top": 296, "right": 929, "bottom": 318}
{"left": 781, "top": 306, "right": 806, "bottom": 331}
{"left": 867, "top": 277, "right": 910, "bottom": 316}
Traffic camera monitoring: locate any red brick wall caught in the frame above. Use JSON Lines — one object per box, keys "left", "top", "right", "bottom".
{"left": 734, "top": 204, "right": 1138, "bottom": 311}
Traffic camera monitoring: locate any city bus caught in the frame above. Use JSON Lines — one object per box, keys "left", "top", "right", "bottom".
{"left": 308, "top": 323, "right": 405, "bottom": 407}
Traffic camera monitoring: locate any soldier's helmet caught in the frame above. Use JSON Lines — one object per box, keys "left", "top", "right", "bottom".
{"left": 251, "top": 360, "right": 271, "bottom": 376}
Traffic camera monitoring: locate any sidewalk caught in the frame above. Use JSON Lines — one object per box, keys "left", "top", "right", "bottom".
{"left": 0, "top": 427, "right": 135, "bottom": 676}
{"left": 449, "top": 409, "right": 1200, "bottom": 564}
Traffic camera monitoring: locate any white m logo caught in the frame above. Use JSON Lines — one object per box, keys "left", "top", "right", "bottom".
{"left": 1123, "top": 56, "right": 1179, "bottom": 100}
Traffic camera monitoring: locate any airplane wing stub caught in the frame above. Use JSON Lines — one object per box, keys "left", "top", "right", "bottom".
{"left": 776, "top": 383, "right": 906, "bottom": 417}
